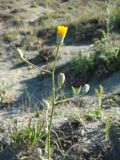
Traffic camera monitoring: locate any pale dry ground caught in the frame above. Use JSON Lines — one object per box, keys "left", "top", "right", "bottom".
{"left": 0, "top": 2, "right": 120, "bottom": 158}
{"left": 0, "top": 44, "right": 120, "bottom": 130}
{"left": 0, "top": 0, "right": 94, "bottom": 136}
{"left": 0, "top": 45, "right": 91, "bottom": 112}
{"left": 0, "top": 30, "right": 120, "bottom": 141}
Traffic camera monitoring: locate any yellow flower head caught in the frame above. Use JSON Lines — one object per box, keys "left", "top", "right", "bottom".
{"left": 57, "top": 25, "right": 68, "bottom": 38}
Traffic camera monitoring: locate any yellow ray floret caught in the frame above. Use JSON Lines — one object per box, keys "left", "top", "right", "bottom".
{"left": 57, "top": 25, "right": 68, "bottom": 37}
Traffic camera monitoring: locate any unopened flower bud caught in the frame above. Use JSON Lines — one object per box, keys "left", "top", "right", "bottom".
{"left": 82, "top": 84, "right": 90, "bottom": 94}
{"left": 57, "top": 73, "right": 65, "bottom": 89}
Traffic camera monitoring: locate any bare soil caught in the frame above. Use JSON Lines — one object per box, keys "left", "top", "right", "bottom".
{"left": 0, "top": 0, "right": 120, "bottom": 160}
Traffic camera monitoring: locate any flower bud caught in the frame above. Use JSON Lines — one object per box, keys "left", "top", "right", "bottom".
{"left": 82, "top": 84, "right": 90, "bottom": 94}
{"left": 57, "top": 73, "right": 65, "bottom": 89}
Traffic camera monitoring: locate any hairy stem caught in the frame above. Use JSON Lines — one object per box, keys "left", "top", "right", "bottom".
{"left": 55, "top": 94, "right": 83, "bottom": 105}
{"left": 48, "top": 45, "right": 60, "bottom": 160}
{"left": 21, "top": 56, "right": 51, "bottom": 74}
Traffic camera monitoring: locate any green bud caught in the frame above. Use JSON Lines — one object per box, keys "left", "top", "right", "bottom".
{"left": 57, "top": 73, "right": 65, "bottom": 89}
{"left": 82, "top": 84, "right": 90, "bottom": 94}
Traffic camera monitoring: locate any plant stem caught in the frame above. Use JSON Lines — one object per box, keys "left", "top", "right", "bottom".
{"left": 48, "top": 45, "right": 60, "bottom": 160}
{"left": 21, "top": 56, "right": 51, "bottom": 74}
{"left": 55, "top": 94, "right": 83, "bottom": 105}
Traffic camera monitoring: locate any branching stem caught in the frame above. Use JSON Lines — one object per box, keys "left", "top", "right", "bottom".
{"left": 47, "top": 45, "right": 60, "bottom": 160}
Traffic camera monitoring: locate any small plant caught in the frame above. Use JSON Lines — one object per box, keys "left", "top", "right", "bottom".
{"left": 11, "top": 119, "right": 23, "bottom": 147}
{"left": 84, "top": 85, "right": 104, "bottom": 122}
{"left": 11, "top": 119, "right": 47, "bottom": 147}
{"left": 95, "top": 85, "right": 104, "bottom": 108}
{"left": 93, "top": 35, "right": 120, "bottom": 72}
{"left": 17, "top": 25, "right": 90, "bottom": 160}
{"left": 31, "top": 2, "right": 39, "bottom": 8}
{"left": 84, "top": 107, "right": 103, "bottom": 121}
{"left": 92, "top": 1, "right": 120, "bottom": 74}
{"left": 71, "top": 54, "right": 94, "bottom": 74}
{"left": 71, "top": 86, "right": 82, "bottom": 96}
{"left": 105, "top": 0, "right": 113, "bottom": 36}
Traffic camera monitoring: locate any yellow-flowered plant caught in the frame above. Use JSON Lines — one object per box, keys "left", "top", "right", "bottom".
{"left": 47, "top": 25, "right": 68, "bottom": 160}
{"left": 57, "top": 25, "right": 68, "bottom": 45}
{"left": 57, "top": 26, "right": 68, "bottom": 38}
{"left": 17, "top": 25, "right": 89, "bottom": 160}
